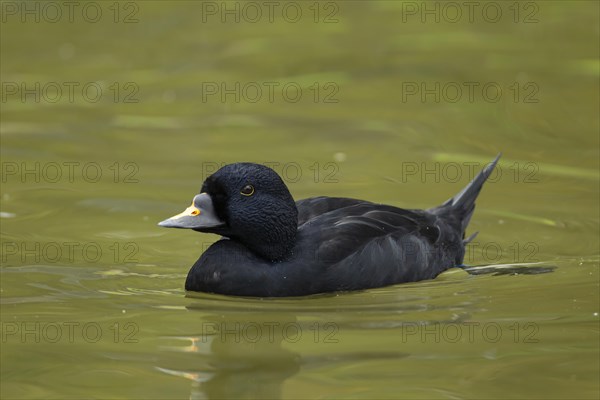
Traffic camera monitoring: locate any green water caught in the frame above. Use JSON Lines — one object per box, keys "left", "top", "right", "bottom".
{"left": 1, "top": 1, "right": 599, "bottom": 399}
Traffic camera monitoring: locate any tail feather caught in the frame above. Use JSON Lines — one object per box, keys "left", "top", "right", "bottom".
{"left": 463, "top": 231, "right": 479, "bottom": 245}
{"left": 441, "top": 153, "right": 501, "bottom": 234}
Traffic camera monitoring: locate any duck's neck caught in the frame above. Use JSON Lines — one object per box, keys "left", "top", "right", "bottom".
{"left": 240, "top": 209, "right": 298, "bottom": 262}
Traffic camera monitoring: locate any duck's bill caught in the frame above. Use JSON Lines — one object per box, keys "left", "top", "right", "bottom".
{"left": 158, "top": 193, "right": 225, "bottom": 229}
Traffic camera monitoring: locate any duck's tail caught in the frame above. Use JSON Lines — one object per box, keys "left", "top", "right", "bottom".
{"left": 435, "top": 153, "right": 501, "bottom": 243}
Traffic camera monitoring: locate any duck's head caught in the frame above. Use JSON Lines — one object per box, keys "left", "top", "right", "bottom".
{"left": 159, "top": 163, "right": 298, "bottom": 261}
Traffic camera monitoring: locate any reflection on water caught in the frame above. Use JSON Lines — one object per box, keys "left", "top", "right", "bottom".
{"left": 465, "top": 264, "right": 557, "bottom": 276}
{"left": 158, "top": 310, "right": 302, "bottom": 399}
{"left": 152, "top": 263, "right": 563, "bottom": 399}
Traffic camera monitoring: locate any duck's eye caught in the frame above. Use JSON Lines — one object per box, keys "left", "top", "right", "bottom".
{"left": 240, "top": 184, "right": 254, "bottom": 196}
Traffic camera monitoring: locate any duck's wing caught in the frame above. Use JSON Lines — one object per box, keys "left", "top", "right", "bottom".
{"left": 296, "top": 196, "right": 370, "bottom": 225}
{"left": 298, "top": 202, "right": 460, "bottom": 289}
{"left": 308, "top": 203, "right": 441, "bottom": 262}
{"left": 324, "top": 224, "right": 456, "bottom": 291}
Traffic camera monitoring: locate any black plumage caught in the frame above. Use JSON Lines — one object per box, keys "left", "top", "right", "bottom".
{"left": 159, "top": 155, "right": 500, "bottom": 297}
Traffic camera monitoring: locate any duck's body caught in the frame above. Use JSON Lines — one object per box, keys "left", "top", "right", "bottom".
{"left": 160, "top": 155, "right": 500, "bottom": 297}
{"left": 186, "top": 197, "right": 462, "bottom": 296}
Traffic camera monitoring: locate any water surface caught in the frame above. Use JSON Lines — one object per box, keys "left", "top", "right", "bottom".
{"left": 1, "top": 1, "right": 598, "bottom": 399}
